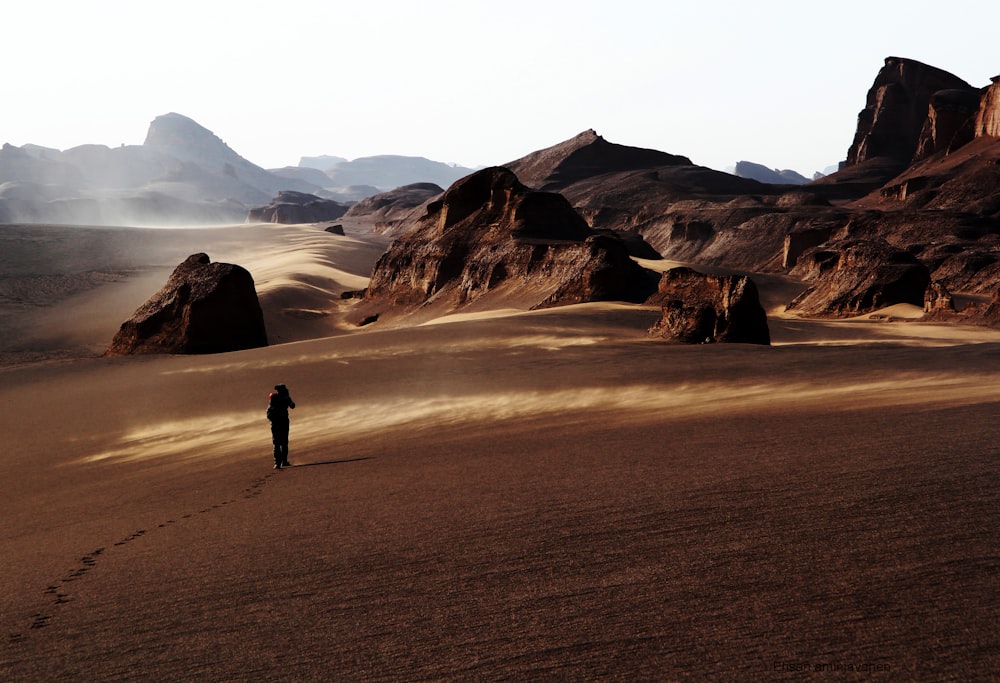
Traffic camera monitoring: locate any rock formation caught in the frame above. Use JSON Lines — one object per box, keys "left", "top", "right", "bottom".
{"left": 924, "top": 281, "right": 955, "bottom": 315}
{"left": 246, "top": 190, "right": 348, "bottom": 224}
{"left": 504, "top": 129, "right": 692, "bottom": 192}
{"left": 358, "top": 167, "right": 656, "bottom": 320}
{"left": 647, "top": 267, "right": 770, "bottom": 345}
{"left": 107, "top": 253, "right": 267, "bottom": 354}
{"left": 786, "top": 239, "right": 931, "bottom": 317}
{"left": 913, "top": 88, "right": 982, "bottom": 160}
{"left": 344, "top": 182, "right": 444, "bottom": 235}
{"left": 924, "top": 281, "right": 1000, "bottom": 327}
{"left": 974, "top": 76, "right": 1000, "bottom": 138}
{"left": 484, "top": 59, "right": 1000, "bottom": 318}
{"left": 845, "top": 57, "right": 973, "bottom": 168}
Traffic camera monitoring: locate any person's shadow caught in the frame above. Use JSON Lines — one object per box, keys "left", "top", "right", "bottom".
{"left": 287, "top": 457, "right": 372, "bottom": 468}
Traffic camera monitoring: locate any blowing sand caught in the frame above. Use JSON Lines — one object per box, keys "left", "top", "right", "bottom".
{"left": 1, "top": 222, "right": 998, "bottom": 680}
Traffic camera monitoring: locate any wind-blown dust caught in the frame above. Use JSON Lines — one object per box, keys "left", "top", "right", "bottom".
{"left": 1, "top": 222, "right": 997, "bottom": 680}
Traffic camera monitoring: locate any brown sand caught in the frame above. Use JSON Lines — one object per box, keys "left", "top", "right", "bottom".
{"left": 1, "top": 223, "right": 998, "bottom": 680}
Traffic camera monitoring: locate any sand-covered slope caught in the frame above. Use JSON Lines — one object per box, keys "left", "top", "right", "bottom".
{"left": 2, "top": 223, "right": 999, "bottom": 680}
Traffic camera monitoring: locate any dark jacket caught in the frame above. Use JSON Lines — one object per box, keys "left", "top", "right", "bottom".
{"left": 267, "top": 390, "right": 295, "bottom": 422}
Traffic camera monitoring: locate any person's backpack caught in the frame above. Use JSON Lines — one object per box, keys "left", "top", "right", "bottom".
{"left": 266, "top": 403, "right": 276, "bottom": 421}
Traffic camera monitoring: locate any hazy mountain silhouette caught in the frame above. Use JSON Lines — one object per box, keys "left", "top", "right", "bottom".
{"left": 733, "top": 161, "right": 810, "bottom": 185}
{"left": 0, "top": 113, "right": 474, "bottom": 226}
{"left": 319, "top": 155, "right": 476, "bottom": 193}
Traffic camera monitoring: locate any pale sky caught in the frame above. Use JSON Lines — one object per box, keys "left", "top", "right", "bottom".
{"left": 3, "top": 1, "right": 997, "bottom": 177}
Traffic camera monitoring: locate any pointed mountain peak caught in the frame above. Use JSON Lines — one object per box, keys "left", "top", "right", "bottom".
{"left": 505, "top": 130, "right": 690, "bottom": 191}
{"left": 143, "top": 112, "right": 252, "bottom": 170}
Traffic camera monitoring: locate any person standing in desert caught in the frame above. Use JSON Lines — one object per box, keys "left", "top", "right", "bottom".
{"left": 267, "top": 383, "right": 296, "bottom": 469}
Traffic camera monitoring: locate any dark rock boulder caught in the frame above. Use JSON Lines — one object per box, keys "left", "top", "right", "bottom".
{"left": 359, "top": 167, "right": 655, "bottom": 319}
{"left": 647, "top": 267, "right": 770, "bottom": 345}
{"left": 924, "top": 281, "right": 956, "bottom": 315}
{"left": 786, "top": 239, "right": 931, "bottom": 317}
{"left": 107, "top": 253, "right": 267, "bottom": 354}
{"left": 247, "top": 190, "right": 348, "bottom": 224}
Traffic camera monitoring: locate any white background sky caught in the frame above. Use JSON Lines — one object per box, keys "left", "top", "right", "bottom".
{"left": 2, "top": 1, "right": 997, "bottom": 176}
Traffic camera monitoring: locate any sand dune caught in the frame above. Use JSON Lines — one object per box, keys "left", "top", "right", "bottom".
{"left": 1, "top": 223, "right": 998, "bottom": 680}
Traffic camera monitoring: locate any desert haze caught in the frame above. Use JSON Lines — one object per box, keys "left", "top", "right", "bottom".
{"left": 1, "top": 219, "right": 998, "bottom": 680}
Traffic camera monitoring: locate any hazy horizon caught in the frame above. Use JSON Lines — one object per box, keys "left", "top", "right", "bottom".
{"left": 3, "top": 1, "right": 997, "bottom": 177}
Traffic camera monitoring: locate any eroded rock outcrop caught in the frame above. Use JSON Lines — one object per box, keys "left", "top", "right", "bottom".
{"left": 913, "top": 88, "right": 983, "bottom": 160}
{"left": 924, "top": 281, "right": 955, "bottom": 315}
{"left": 247, "top": 190, "right": 348, "bottom": 224}
{"left": 923, "top": 281, "right": 1000, "bottom": 327}
{"left": 107, "top": 253, "right": 267, "bottom": 354}
{"left": 786, "top": 239, "right": 931, "bottom": 317}
{"left": 647, "top": 267, "right": 770, "bottom": 345}
{"left": 975, "top": 76, "right": 1000, "bottom": 138}
{"left": 846, "top": 57, "right": 973, "bottom": 167}
{"left": 344, "top": 182, "right": 444, "bottom": 236}
{"left": 359, "top": 167, "right": 655, "bottom": 320}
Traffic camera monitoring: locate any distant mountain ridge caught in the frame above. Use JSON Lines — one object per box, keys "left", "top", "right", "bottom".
{"left": 0, "top": 113, "right": 479, "bottom": 226}
{"left": 733, "top": 161, "right": 810, "bottom": 185}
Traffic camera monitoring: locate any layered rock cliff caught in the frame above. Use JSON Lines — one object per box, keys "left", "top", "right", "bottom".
{"left": 845, "top": 57, "right": 973, "bottom": 168}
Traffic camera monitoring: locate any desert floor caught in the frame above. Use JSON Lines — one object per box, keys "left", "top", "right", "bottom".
{"left": 1, "top": 222, "right": 998, "bottom": 681}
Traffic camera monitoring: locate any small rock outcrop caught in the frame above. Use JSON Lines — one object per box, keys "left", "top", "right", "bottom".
{"left": 924, "top": 281, "right": 956, "bottom": 315}
{"left": 247, "top": 191, "right": 348, "bottom": 224}
{"left": 647, "top": 267, "right": 770, "bottom": 345}
{"left": 107, "top": 253, "right": 267, "bottom": 354}
{"left": 786, "top": 239, "right": 931, "bottom": 317}
{"left": 360, "top": 167, "right": 655, "bottom": 318}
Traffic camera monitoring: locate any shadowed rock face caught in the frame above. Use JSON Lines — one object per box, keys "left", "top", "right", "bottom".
{"left": 786, "top": 239, "right": 931, "bottom": 317}
{"left": 107, "top": 253, "right": 267, "bottom": 354}
{"left": 846, "top": 57, "right": 973, "bottom": 167}
{"left": 360, "top": 167, "right": 655, "bottom": 317}
{"left": 344, "top": 182, "right": 444, "bottom": 236}
{"left": 647, "top": 267, "right": 770, "bottom": 345}
{"left": 914, "top": 88, "right": 983, "bottom": 160}
{"left": 246, "top": 190, "right": 348, "bottom": 224}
